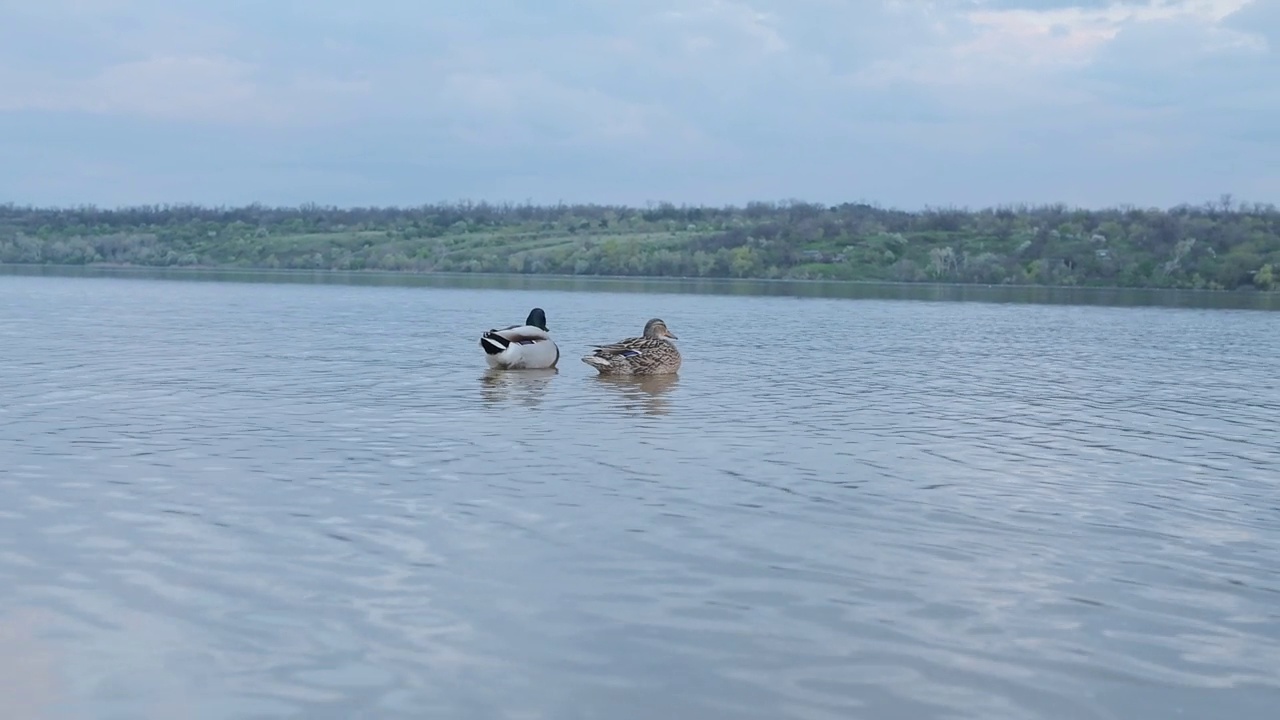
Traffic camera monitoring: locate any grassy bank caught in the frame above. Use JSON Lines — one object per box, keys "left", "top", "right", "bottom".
{"left": 2, "top": 199, "right": 1277, "bottom": 290}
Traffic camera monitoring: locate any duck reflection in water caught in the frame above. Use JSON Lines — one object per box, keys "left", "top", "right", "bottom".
{"left": 592, "top": 373, "right": 679, "bottom": 416}
{"left": 479, "top": 367, "right": 558, "bottom": 408}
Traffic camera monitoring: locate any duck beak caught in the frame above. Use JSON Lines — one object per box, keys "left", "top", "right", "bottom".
{"left": 665, "top": 330, "right": 678, "bottom": 339}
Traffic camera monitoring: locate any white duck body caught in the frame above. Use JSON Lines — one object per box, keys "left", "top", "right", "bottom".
{"left": 480, "top": 307, "right": 561, "bottom": 370}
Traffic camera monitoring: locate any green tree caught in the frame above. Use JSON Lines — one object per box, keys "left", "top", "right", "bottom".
{"left": 1255, "top": 263, "right": 1275, "bottom": 291}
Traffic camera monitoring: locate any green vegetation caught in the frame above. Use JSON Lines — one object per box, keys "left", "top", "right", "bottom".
{"left": 2, "top": 197, "right": 1278, "bottom": 290}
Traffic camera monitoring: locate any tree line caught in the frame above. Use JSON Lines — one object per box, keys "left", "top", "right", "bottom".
{"left": 1, "top": 197, "right": 1276, "bottom": 290}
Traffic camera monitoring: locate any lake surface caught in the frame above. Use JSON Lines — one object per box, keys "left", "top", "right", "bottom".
{"left": 2, "top": 270, "right": 1278, "bottom": 720}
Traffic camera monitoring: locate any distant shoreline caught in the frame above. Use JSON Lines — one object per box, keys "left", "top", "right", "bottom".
{"left": 3, "top": 200, "right": 1277, "bottom": 293}
{"left": 0, "top": 260, "right": 1265, "bottom": 291}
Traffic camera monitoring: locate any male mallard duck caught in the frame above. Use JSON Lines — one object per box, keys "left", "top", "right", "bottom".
{"left": 480, "top": 307, "right": 560, "bottom": 370}
{"left": 581, "top": 318, "right": 681, "bottom": 375}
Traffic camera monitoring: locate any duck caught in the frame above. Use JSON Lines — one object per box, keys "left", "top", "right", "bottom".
{"left": 480, "top": 307, "right": 560, "bottom": 370}
{"left": 581, "top": 318, "right": 681, "bottom": 376}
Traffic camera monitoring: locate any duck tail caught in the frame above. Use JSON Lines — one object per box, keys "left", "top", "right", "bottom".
{"left": 481, "top": 332, "right": 511, "bottom": 355}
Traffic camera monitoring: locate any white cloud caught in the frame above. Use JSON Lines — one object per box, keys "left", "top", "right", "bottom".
{"left": 435, "top": 70, "right": 692, "bottom": 149}
{"left": 963, "top": 0, "right": 1264, "bottom": 58}
{"left": 846, "top": 0, "right": 1264, "bottom": 88}
{"left": 0, "top": 55, "right": 370, "bottom": 126}
{"left": 659, "top": 0, "right": 789, "bottom": 55}
{"left": 0, "top": 0, "right": 1276, "bottom": 207}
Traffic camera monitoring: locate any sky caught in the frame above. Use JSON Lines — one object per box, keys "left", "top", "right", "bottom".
{"left": 0, "top": 0, "right": 1275, "bottom": 209}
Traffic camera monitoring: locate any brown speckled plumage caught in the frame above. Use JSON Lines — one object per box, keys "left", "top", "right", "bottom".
{"left": 581, "top": 318, "right": 682, "bottom": 375}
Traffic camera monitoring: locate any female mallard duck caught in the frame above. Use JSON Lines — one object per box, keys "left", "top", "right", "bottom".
{"left": 480, "top": 307, "right": 560, "bottom": 370}
{"left": 581, "top": 318, "right": 681, "bottom": 375}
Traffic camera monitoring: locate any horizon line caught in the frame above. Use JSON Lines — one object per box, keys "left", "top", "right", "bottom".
{"left": 0, "top": 195, "right": 1272, "bottom": 214}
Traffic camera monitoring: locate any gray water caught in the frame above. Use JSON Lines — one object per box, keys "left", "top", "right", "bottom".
{"left": 2, "top": 271, "right": 1278, "bottom": 720}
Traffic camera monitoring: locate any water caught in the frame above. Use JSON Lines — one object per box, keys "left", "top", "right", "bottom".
{"left": 2, "top": 270, "right": 1278, "bottom": 720}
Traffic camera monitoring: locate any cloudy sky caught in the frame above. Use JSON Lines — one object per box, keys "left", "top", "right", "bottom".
{"left": 0, "top": 0, "right": 1275, "bottom": 209}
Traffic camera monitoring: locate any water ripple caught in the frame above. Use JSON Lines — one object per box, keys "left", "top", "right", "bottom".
{"left": 1, "top": 275, "right": 1278, "bottom": 719}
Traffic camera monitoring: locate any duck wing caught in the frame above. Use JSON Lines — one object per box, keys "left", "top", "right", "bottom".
{"left": 589, "top": 336, "right": 665, "bottom": 360}
{"left": 488, "top": 323, "right": 551, "bottom": 343}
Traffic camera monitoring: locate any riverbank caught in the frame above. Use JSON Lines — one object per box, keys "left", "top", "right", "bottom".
{"left": 6, "top": 263, "right": 1277, "bottom": 312}
{"left": 3, "top": 200, "right": 1277, "bottom": 291}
